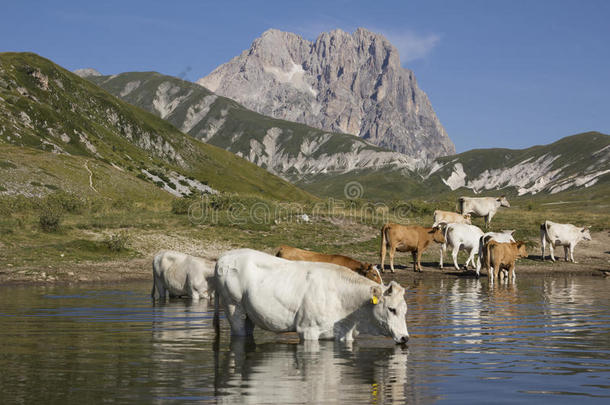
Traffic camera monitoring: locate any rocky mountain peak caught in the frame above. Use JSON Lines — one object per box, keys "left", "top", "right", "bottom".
{"left": 73, "top": 68, "right": 102, "bottom": 78}
{"left": 197, "top": 28, "right": 455, "bottom": 161}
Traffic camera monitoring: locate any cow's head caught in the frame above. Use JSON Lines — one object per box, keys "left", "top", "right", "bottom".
{"left": 359, "top": 263, "right": 383, "bottom": 284}
{"left": 581, "top": 226, "right": 592, "bottom": 241}
{"left": 516, "top": 241, "right": 528, "bottom": 258}
{"left": 370, "top": 281, "right": 409, "bottom": 344}
{"left": 497, "top": 195, "right": 510, "bottom": 208}
{"left": 463, "top": 213, "right": 472, "bottom": 224}
{"left": 430, "top": 226, "right": 446, "bottom": 244}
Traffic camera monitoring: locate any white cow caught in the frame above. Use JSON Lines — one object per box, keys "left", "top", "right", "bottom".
{"left": 457, "top": 196, "right": 510, "bottom": 228}
{"left": 439, "top": 223, "right": 484, "bottom": 270}
{"left": 213, "top": 249, "right": 409, "bottom": 344}
{"left": 476, "top": 230, "right": 516, "bottom": 277}
{"left": 432, "top": 210, "right": 472, "bottom": 227}
{"left": 151, "top": 250, "right": 215, "bottom": 301}
{"left": 540, "top": 220, "right": 592, "bottom": 263}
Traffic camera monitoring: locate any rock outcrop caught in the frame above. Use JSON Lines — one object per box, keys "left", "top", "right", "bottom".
{"left": 197, "top": 28, "right": 455, "bottom": 161}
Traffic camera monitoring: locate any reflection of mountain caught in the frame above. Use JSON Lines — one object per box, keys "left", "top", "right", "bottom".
{"left": 213, "top": 339, "right": 436, "bottom": 404}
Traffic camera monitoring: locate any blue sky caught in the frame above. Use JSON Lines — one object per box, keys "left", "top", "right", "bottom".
{"left": 1, "top": 0, "right": 609, "bottom": 152}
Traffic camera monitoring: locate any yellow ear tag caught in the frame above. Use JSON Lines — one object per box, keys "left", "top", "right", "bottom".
{"left": 371, "top": 296, "right": 379, "bottom": 305}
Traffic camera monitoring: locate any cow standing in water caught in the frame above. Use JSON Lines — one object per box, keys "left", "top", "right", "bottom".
{"left": 380, "top": 223, "right": 445, "bottom": 273}
{"left": 457, "top": 196, "right": 510, "bottom": 228}
{"left": 484, "top": 241, "right": 528, "bottom": 284}
{"left": 151, "top": 250, "right": 215, "bottom": 301}
{"left": 540, "top": 220, "right": 591, "bottom": 263}
{"left": 476, "top": 230, "right": 516, "bottom": 277}
{"left": 213, "top": 249, "right": 409, "bottom": 344}
{"left": 275, "top": 245, "right": 382, "bottom": 284}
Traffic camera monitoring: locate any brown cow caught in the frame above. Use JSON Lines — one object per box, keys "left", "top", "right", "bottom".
{"left": 380, "top": 223, "right": 445, "bottom": 273}
{"left": 484, "top": 240, "right": 527, "bottom": 283}
{"left": 275, "top": 245, "right": 382, "bottom": 284}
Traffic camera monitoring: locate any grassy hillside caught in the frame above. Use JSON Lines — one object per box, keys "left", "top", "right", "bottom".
{"left": 297, "top": 132, "right": 610, "bottom": 201}
{"left": 0, "top": 52, "right": 313, "bottom": 202}
{"left": 87, "top": 71, "right": 416, "bottom": 181}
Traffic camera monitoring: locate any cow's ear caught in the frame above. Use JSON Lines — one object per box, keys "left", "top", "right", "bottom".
{"left": 370, "top": 286, "right": 382, "bottom": 304}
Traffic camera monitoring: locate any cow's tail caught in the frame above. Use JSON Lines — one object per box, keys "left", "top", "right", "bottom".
{"left": 380, "top": 224, "right": 389, "bottom": 266}
{"left": 485, "top": 241, "right": 493, "bottom": 271}
{"left": 151, "top": 254, "right": 159, "bottom": 300}
{"left": 274, "top": 245, "right": 284, "bottom": 257}
{"left": 540, "top": 221, "right": 551, "bottom": 243}
{"left": 456, "top": 197, "right": 464, "bottom": 214}
{"left": 213, "top": 262, "right": 220, "bottom": 333}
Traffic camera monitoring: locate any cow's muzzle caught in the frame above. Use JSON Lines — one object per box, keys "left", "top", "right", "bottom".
{"left": 395, "top": 335, "right": 409, "bottom": 344}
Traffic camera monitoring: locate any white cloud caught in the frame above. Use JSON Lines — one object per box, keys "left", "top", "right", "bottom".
{"left": 281, "top": 20, "right": 441, "bottom": 65}
{"left": 376, "top": 29, "right": 441, "bottom": 64}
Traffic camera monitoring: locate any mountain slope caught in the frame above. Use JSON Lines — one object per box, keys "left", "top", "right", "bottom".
{"left": 426, "top": 132, "right": 610, "bottom": 195}
{"left": 87, "top": 71, "right": 419, "bottom": 181}
{"left": 0, "top": 52, "right": 313, "bottom": 201}
{"left": 295, "top": 132, "right": 610, "bottom": 200}
{"left": 197, "top": 28, "right": 455, "bottom": 161}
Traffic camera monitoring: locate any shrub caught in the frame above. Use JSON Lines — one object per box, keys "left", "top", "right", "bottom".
{"left": 111, "top": 196, "right": 135, "bottom": 211}
{"left": 104, "top": 231, "right": 130, "bottom": 252}
{"left": 39, "top": 202, "right": 62, "bottom": 232}
{"left": 45, "top": 191, "right": 85, "bottom": 213}
{"left": 171, "top": 197, "right": 194, "bottom": 215}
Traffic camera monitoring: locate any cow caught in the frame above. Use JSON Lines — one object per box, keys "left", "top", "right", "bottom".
{"left": 476, "top": 230, "right": 516, "bottom": 277}
{"left": 432, "top": 210, "right": 472, "bottom": 227}
{"left": 540, "top": 220, "right": 592, "bottom": 263}
{"left": 275, "top": 245, "right": 382, "bottom": 284}
{"left": 457, "top": 196, "right": 510, "bottom": 228}
{"left": 380, "top": 223, "right": 445, "bottom": 273}
{"left": 213, "top": 249, "right": 409, "bottom": 344}
{"left": 151, "top": 250, "right": 215, "bottom": 302}
{"left": 439, "top": 223, "right": 484, "bottom": 271}
{"left": 484, "top": 241, "right": 527, "bottom": 283}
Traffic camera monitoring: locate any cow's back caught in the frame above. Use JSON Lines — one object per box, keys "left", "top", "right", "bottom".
{"left": 216, "top": 249, "right": 375, "bottom": 332}
{"left": 447, "top": 223, "right": 484, "bottom": 246}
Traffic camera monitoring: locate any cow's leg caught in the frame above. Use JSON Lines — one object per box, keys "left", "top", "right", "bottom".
{"left": 549, "top": 243, "right": 556, "bottom": 262}
{"left": 156, "top": 280, "right": 167, "bottom": 301}
{"left": 487, "top": 211, "right": 496, "bottom": 228}
{"left": 563, "top": 245, "right": 569, "bottom": 262}
{"left": 509, "top": 263, "right": 516, "bottom": 282}
{"left": 380, "top": 238, "right": 387, "bottom": 273}
{"left": 569, "top": 243, "right": 577, "bottom": 263}
{"left": 298, "top": 327, "right": 321, "bottom": 341}
{"left": 541, "top": 235, "right": 546, "bottom": 261}
{"left": 451, "top": 245, "right": 460, "bottom": 270}
{"left": 416, "top": 250, "right": 423, "bottom": 272}
{"left": 439, "top": 244, "right": 445, "bottom": 269}
{"left": 466, "top": 248, "right": 476, "bottom": 270}
{"left": 492, "top": 260, "right": 500, "bottom": 284}
{"left": 411, "top": 251, "right": 417, "bottom": 272}
{"left": 389, "top": 245, "right": 396, "bottom": 273}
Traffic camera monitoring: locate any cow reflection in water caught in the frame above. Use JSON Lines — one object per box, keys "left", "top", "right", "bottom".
{"left": 214, "top": 338, "right": 417, "bottom": 404}
{"left": 151, "top": 298, "right": 216, "bottom": 345}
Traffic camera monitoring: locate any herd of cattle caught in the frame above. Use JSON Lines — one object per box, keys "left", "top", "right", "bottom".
{"left": 150, "top": 195, "right": 592, "bottom": 344}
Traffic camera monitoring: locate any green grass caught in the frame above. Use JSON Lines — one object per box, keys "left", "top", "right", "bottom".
{"left": 0, "top": 52, "right": 314, "bottom": 202}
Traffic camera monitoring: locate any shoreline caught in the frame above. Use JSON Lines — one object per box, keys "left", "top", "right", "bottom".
{"left": 1, "top": 255, "right": 608, "bottom": 287}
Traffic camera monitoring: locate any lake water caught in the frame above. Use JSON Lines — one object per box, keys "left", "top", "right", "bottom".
{"left": 0, "top": 276, "right": 609, "bottom": 404}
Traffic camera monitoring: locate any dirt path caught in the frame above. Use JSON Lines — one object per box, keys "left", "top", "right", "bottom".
{"left": 84, "top": 160, "right": 97, "bottom": 193}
